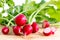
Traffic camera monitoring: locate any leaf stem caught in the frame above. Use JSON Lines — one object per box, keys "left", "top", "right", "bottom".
{"left": 29, "top": 2, "right": 50, "bottom": 24}
{"left": 28, "top": 11, "right": 36, "bottom": 24}
{"left": 0, "top": 17, "right": 14, "bottom": 26}
{"left": 8, "top": 13, "right": 14, "bottom": 17}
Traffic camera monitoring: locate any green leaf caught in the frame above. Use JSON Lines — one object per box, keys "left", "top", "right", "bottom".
{"left": 40, "top": 0, "right": 45, "bottom": 4}
{"left": 14, "top": 6, "right": 23, "bottom": 14}
{"left": 0, "top": 1, "right": 3, "bottom": 7}
{"left": 0, "top": 13, "right": 3, "bottom": 23}
{"left": 36, "top": 17, "right": 43, "bottom": 23}
{"left": 47, "top": 18, "right": 57, "bottom": 23}
{"left": 7, "top": 7, "right": 13, "bottom": 15}
{"left": 47, "top": 6, "right": 60, "bottom": 21}
{"left": 23, "top": 1, "right": 38, "bottom": 15}
{"left": 50, "top": 0, "right": 60, "bottom": 9}
{"left": 54, "top": 2, "right": 60, "bottom": 9}
{"left": 6, "top": 0, "right": 14, "bottom": 7}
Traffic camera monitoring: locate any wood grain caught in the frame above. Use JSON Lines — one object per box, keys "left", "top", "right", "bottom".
{"left": 0, "top": 27, "right": 60, "bottom": 40}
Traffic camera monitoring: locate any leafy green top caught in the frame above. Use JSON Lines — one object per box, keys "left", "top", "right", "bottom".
{"left": 0, "top": 0, "right": 60, "bottom": 26}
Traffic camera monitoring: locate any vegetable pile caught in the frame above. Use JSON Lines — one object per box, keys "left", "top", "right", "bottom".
{"left": 2, "top": 14, "right": 56, "bottom": 36}
{"left": 0, "top": 0, "right": 59, "bottom": 36}
{"left": 2, "top": 14, "right": 39, "bottom": 36}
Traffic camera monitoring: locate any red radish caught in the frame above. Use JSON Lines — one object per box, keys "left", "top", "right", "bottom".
{"left": 43, "top": 27, "right": 51, "bottom": 36}
{"left": 2, "top": 27, "right": 9, "bottom": 34}
{"left": 51, "top": 27, "right": 56, "bottom": 35}
{"left": 13, "top": 26, "right": 22, "bottom": 35}
{"left": 23, "top": 24, "right": 33, "bottom": 35}
{"left": 32, "top": 22, "right": 39, "bottom": 33}
{"left": 15, "top": 14, "right": 27, "bottom": 26}
{"left": 42, "top": 20, "right": 50, "bottom": 28}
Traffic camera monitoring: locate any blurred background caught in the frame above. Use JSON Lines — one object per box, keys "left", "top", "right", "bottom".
{"left": 0, "top": 0, "right": 60, "bottom": 26}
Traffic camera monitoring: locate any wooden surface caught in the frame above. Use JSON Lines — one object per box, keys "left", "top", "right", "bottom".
{"left": 0, "top": 27, "right": 60, "bottom": 40}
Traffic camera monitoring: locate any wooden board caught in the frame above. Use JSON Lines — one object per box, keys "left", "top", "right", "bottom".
{"left": 0, "top": 25, "right": 60, "bottom": 40}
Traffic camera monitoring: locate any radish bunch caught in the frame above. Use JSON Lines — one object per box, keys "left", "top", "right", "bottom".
{"left": 1, "top": 14, "right": 56, "bottom": 36}
{"left": 2, "top": 14, "right": 39, "bottom": 35}
{"left": 14, "top": 14, "right": 39, "bottom": 35}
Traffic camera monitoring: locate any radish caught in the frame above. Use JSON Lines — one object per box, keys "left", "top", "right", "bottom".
{"left": 42, "top": 20, "right": 50, "bottom": 28}
{"left": 15, "top": 14, "right": 27, "bottom": 26}
{"left": 51, "top": 27, "right": 56, "bottom": 35}
{"left": 32, "top": 22, "right": 39, "bottom": 33}
{"left": 2, "top": 27, "right": 9, "bottom": 34}
{"left": 23, "top": 24, "right": 33, "bottom": 35}
{"left": 13, "top": 26, "right": 22, "bottom": 35}
{"left": 43, "top": 27, "right": 51, "bottom": 36}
